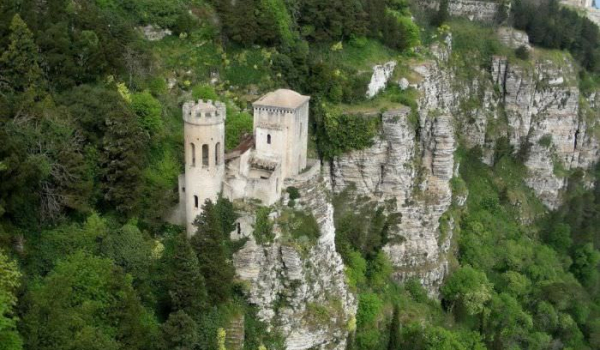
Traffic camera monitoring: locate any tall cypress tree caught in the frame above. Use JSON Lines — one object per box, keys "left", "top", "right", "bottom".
{"left": 0, "top": 14, "right": 43, "bottom": 94}
{"left": 166, "top": 232, "right": 207, "bottom": 317}
{"left": 190, "top": 199, "right": 236, "bottom": 304}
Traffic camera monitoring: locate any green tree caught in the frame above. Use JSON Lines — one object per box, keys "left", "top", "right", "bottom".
{"left": 431, "top": 0, "right": 450, "bottom": 27}
{"left": 571, "top": 243, "right": 600, "bottom": 288}
{"left": 100, "top": 99, "right": 149, "bottom": 215}
{"left": 0, "top": 14, "right": 43, "bottom": 94}
{"left": 387, "top": 306, "right": 400, "bottom": 350}
{"left": 100, "top": 220, "right": 154, "bottom": 297}
{"left": 159, "top": 310, "right": 199, "bottom": 350}
{"left": 21, "top": 251, "right": 158, "bottom": 350}
{"left": 441, "top": 266, "right": 492, "bottom": 318}
{"left": 190, "top": 199, "right": 236, "bottom": 304}
{"left": 131, "top": 90, "right": 163, "bottom": 135}
{"left": 485, "top": 293, "right": 533, "bottom": 348}
{"left": 0, "top": 251, "right": 22, "bottom": 350}
{"left": 165, "top": 232, "right": 207, "bottom": 316}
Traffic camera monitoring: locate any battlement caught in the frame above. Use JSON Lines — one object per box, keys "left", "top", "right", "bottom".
{"left": 183, "top": 99, "right": 226, "bottom": 125}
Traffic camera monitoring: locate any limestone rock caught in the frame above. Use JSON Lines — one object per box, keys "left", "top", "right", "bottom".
{"left": 233, "top": 168, "right": 356, "bottom": 350}
{"left": 398, "top": 78, "right": 410, "bottom": 90}
{"left": 366, "top": 61, "right": 397, "bottom": 98}
{"left": 498, "top": 27, "right": 531, "bottom": 50}
{"left": 140, "top": 25, "right": 172, "bottom": 41}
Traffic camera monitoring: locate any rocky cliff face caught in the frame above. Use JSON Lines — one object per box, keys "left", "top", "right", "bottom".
{"left": 327, "top": 40, "right": 459, "bottom": 295}
{"left": 233, "top": 163, "right": 356, "bottom": 350}
{"left": 487, "top": 47, "right": 600, "bottom": 209}
{"left": 327, "top": 30, "right": 600, "bottom": 296}
{"left": 230, "top": 27, "right": 600, "bottom": 349}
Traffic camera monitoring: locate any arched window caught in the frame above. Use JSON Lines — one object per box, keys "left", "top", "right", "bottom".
{"left": 215, "top": 142, "right": 221, "bottom": 165}
{"left": 202, "top": 144, "right": 209, "bottom": 167}
{"left": 194, "top": 195, "right": 199, "bottom": 209}
{"left": 191, "top": 143, "right": 196, "bottom": 167}
{"left": 267, "top": 134, "right": 271, "bottom": 145}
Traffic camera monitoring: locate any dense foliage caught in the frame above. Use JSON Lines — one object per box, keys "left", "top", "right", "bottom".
{"left": 513, "top": 0, "right": 600, "bottom": 72}
{"left": 1, "top": 0, "right": 600, "bottom": 349}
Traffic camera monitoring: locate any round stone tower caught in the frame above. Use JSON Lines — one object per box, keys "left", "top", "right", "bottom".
{"left": 182, "top": 99, "right": 226, "bottom": 235}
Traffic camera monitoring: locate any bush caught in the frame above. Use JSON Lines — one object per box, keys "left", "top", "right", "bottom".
{"left": 286, "top": 186, "right": 300, "bottom": 207}
{"left": 318, "top": 105, "right": 379, "bottom": 159}
{"left": 131, "top": 90, "right": 163, "bottom": 134}
{"left": 225, "top": 111, "right": 253, "bottom": 151}
{"left": 515, "top": 45, "right": 530, "bottom": 61}
{"left": 286, "top": 187, "right": 300, "bottom": 200}
{"left": 192, "top": 84, "right": 219, "bottom": 101}
{"left": 254, "top": 207, "right": 274, "bottom": 244}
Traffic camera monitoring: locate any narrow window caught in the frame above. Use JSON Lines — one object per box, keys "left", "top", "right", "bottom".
{"left": 202, "top": 144, "right": 209, "bottom": 167}
{"left": 300, "top": 123, "right": 302, "bottom": 138}
{"left": 276, "top": 178, "right": 279, "bottom": 193}
{"left": 194, "top": 195, "right": 199, "bottom": 209}
{"left": 267, "top": 134, "right": 271, "bottom": 145}
{"left": 215, "top": 142, "right": 221, "bottom": 165}
{"left": 237, "top": 222, "right": 241, "bottom": 235}
{"left": 191, "top": 143, "right": 196, "bottom": 167}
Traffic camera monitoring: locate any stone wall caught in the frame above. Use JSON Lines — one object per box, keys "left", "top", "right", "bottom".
{"left": 417, "top": 0, "right": 507, "bottom": 23}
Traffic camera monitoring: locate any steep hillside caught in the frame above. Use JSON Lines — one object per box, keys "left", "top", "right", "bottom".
{"left": 2, "top": 0, "right": 600, "bottom": 349}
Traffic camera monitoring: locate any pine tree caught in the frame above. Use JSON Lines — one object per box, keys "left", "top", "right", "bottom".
{"left": 190, "top": 199, "right": 235, "bottom": 304}
{"left": 0, "top": 14, "right": 43, "bottom": 94}
{"left": 431, "top": 0, "right": 450, "bottom": 27}
{"left": 387, "top": 306, "right": 400, "bottom": 350}
{"left": 159, "top": 310, "right": 198, "bottom": 350}
{"left": 100, "top": 103, "right": 149, "bottom": 215}
{"left": 167, "top": 232, "right": 207, "bottom": 316}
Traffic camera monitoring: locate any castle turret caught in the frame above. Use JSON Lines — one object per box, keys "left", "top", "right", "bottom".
{"left": 183, "top": 99, "right": 226, "bottom": 235}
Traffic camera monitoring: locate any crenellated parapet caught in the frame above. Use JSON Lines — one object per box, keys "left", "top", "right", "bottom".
{"left": 182, "top": 99, "right": 226, "bottom": 126}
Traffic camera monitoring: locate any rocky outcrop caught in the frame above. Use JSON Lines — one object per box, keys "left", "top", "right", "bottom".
{"left": 498, "top": 27, "right": 531, "bottom": 50}
{"left": 328, "top": 107, "right": 456, "bottom": 295}
{"left": 366, "top": 61, "right": 397, "bottom": 98}
{"left": 490, "top": 55, "right": 600, "bottom": 208}
{"left": 139, "top": 25, "right": 172, "bottom": 41}
{"left": 417, "top": 0, "right": 508, "bottom": 23}
{"left": 233, "top": 163, "right": 356, "bottom": 350}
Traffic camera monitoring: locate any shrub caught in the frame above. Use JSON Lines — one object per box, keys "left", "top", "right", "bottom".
{"left": 538, "top": 134, "right": 553, "bottom": 148}
{"left": 192, "top": 84, "right": 219, "bottom": 101}
{"left": 286, "top": 187, "right": 300, "bottom": 200}
{"left": 515, "top": 45, "right": 530, "bottom": 61}
{"left": 225, "top": 111, "right": 253, "bottom": 151}
{"left": 254, "top": 207, "right": 274, "bottom": 244}
{"left": 318, "top": 105, "right": 379, "bottom": 159}
{"left": 131, "top": 90, "right": 163, "bottom": 134}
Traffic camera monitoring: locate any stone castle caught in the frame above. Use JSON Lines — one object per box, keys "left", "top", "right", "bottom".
{"left": 171, "top": 89, "right": 310, "bottom": 234}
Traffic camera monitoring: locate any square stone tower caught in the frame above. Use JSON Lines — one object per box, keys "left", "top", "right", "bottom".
{"left": 252, "top": 89, "right": 310, "bottom": 180}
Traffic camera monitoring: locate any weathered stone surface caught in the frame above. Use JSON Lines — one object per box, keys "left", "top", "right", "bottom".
{"left": 366, "top": 61, "right": 397, "bottom": 98}
{"left": 498, "top": 27, "right": 531, "bottom": 50}
{"left": 491, "top": 55, "right": 597, "bottom": 208}
{"left": 140, "top": 25, "right": 172, "bottom": 41}
{"left": 233, "top": 166, "right": 356, "bottom": 350}
{"left": 229, "top": 25, "right": 600, "bottom": 349}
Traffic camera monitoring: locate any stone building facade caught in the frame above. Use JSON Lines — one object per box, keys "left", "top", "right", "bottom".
{"left": 172, "top": 89, "right": 310, "bottom": 235}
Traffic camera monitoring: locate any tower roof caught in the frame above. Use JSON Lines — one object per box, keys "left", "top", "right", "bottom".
{"left": 253, "top": 89, "right": 310, "bottom": 110}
